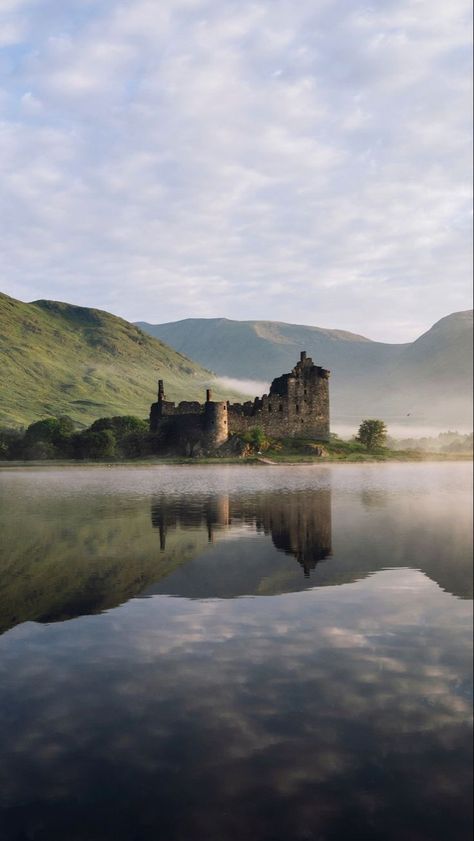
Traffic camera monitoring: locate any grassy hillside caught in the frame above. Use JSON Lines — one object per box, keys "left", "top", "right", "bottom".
{"left": 0, "top": 293, "right": 236, "bottom": 427}
{"left": 137, "top": 312, "right": 473, "bottom": 428}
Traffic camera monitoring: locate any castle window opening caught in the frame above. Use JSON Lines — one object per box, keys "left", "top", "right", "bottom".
{"left": 268, "top": 404, "right": 272, "bottom": 412}
{"left": 279, "top": 404, "right": 283, "bottom": 412}
{"left": 296, "top": 404, "right": 300, "bottom": 413}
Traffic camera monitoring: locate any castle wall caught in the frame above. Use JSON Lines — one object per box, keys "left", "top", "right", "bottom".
{"left": 227, "top": 357, "right": 330, "bottom": 441}
{"left": 150, "top": 397, "right": 228, "bottom": 454}
{"left": 227, "top": 389, "right": 329, "bottom": 440}
{"left": 149, "top": 352, "right": 330, "bottom": 450}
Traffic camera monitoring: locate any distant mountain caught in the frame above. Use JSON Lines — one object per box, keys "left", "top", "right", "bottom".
{"left": 0, "top": 293, "right": 234, "bottom": 427}
{"left": 137, "top": 312, "right": 473, "bottom": 428}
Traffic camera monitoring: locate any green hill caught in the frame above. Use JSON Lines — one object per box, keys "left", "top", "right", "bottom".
{"left": 0, "top": 293, "right": 234, "bottom": 427}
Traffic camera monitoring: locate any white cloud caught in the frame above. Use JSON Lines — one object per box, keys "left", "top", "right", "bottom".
{"left": 0, "top": 0, "right": 472, "bottom": 340}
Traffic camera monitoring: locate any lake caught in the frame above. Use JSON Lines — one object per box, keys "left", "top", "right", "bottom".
{"left": 0, "top": 463, "right": 472, "bottom": 841}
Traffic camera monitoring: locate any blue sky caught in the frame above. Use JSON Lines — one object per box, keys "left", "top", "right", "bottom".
{"left": 0, "top": 0, "right": 472, "bottom": 341}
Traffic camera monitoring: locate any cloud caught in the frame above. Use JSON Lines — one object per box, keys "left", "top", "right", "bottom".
{"left": 0, "top": 0, "right": 472, "bottom": 340}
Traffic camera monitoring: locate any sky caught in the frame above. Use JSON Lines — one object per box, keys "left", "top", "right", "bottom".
{"left": 0, "top": 0, "right": 472, "bottom": 342}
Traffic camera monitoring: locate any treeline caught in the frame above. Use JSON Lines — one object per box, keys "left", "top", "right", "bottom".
{"left": 0, "top": 416, "right": 154, "bottom": 460}
{"left": 388, "top": 430, "right": 473, "bottom": 454}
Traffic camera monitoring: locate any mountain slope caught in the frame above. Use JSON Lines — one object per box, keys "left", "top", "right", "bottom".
{"left": 137, "top": 312, "right": 473, "bottom": 428}
{"left": 136, "top": 317, "right": 399, "bottom": 382}
{"left": 0, "top": 293, "right": 233, "bottom": 427}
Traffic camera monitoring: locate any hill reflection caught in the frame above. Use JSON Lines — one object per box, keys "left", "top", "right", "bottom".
{"left": 0, "top": 469, "right": 471, "bottom": 636}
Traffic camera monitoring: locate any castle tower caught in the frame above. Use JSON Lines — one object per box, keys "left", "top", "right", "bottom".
{"left": 203, "top": 396, "right": 228, "bottom": 449}
{"left": 150, "top": 378, "right": 175, "bottom": 431}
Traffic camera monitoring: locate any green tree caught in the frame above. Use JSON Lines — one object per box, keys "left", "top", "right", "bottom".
{"left": 25, "top": 417, "right": 62, "bottom": 443}
{"left": 89, "top": 417, "right": 148, "bottom": 458}
{"left": 74, "top": 429, "right": 117, "bottom": 459}
{"left": 356, "top": 419, "right": 388, "bottom": 450}
{"left": 24, "top": 416, "right": 75, "bottom": 458}
{"left": 22, "top": 440, "right": 57, "bottom": 460}
{"left": 90, "top": 416, "right": 147, "bottom": 436}
{"left": 0, "top": 428, "right": 24, "bottom": 460}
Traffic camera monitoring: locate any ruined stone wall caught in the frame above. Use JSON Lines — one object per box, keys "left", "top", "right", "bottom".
{"left": 150, "top": 397, "right": 228, "bottom": 454}
{"left": 150, "top": 352, "right": 330, "bottom": 447}
{"left": 227, "top": 352, "right": 330, "bottom": 441}
{"left": 228, "top": 380, "right": 329, "bottom": 440}
{"left": 150, "top": 400, "right": 203, "bottom": 432}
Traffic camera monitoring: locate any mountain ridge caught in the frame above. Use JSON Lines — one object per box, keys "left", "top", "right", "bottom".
{"left": 1, "top": 290, "right": 471, "bottom": 430}
{"left": 137, "top": 311, "right": 473, "bottom": 428}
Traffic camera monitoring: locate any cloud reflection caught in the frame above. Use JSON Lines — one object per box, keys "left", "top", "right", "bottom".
{"left": 0, "top": 571, "right": 472, "bottom": 841}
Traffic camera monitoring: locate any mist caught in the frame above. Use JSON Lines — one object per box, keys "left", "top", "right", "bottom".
{"left": 332, "top": 422, "right": 474, "bottom": 441}
{"left": 215, "top": 377, "right": 270, "bottom": 399}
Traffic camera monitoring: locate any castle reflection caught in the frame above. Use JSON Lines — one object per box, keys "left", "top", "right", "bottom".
{"left": 151, "top": 490, "right": 332, "bottom": 577}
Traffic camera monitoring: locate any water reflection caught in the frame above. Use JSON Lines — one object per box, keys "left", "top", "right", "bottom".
{"left": 0, "top": 572, "right": 472, "bottom": 841}
{"left": 0, "top": 467, "right": 472, "bottom": 635}
{"left": 151, "top": 489, "right": 332, "bottom": 576}
{"left": 0, "top": 465, "right": 472, "bottom": 841}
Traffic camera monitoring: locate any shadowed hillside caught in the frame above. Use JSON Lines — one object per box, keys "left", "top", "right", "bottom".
{"left": 0, "top": 293, "right": 237, "bottom": 427}
{"left": 137, "top": 312, "right": 473, "bottom": 428}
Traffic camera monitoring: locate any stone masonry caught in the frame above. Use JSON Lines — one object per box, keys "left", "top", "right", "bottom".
{"left": 149, "top": 352, "right": 330, "bottom": 454}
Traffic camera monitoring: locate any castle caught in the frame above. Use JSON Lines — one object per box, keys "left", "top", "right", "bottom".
{"left": 149, "top": 351, "right": 330, "bottom": 455}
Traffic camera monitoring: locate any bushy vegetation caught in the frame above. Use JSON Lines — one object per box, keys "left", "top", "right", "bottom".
{"left": 239, "top": 427, "right": 270, "bottom": 452}
{"left": 0, "top": 415, "right": 154, "bottom": 461}
{"left": 0, "top": 416, "right": 471, "bottom": 463}
{"left": 356, "top": 419, "right": 388, "bottom": 450}
{"left": 264, "top": 434, "right": 376, "bottom": 462}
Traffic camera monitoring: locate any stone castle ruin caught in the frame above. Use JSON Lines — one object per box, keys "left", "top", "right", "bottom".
{"left": 149, "top": 351, "right": 330, "bottom": 455}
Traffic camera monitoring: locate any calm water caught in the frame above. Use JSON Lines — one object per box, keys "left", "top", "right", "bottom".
{"left": 0, "top": 463, "right": 472, "bottom": 841}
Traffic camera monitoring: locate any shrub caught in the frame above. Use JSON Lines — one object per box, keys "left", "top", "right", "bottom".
{"left": 74, "top": 429, "right": 117, "bottom": 459}
{"left": 356, "top": 419, "right": 388, "bottom": 450}
{"left": 240, "top": 427, "right": 269, "bottom": 451}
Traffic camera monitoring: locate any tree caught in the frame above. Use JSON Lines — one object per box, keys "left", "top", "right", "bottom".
{"left": 25, "top": 418, "right": 62, "bottom": 443}
{"left": 75, "top": 429, "right": 117, "bottom": 459}
{"left": 24, "top": 416, "right": 75, "bottom": 458}
{"left": 0, "top": 428, "right": 24, "bottom": 460}
{"left": 356, "top": 419, "right": 387, "bottom": 450}
{"left": 90, "top": 416, "right": 148, "bottom": 436}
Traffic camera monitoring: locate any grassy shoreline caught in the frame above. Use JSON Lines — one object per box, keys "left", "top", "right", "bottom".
{"left": 0, "top": 450, "right": 471, "bottom": 469}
